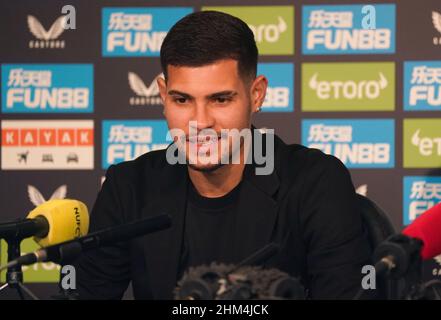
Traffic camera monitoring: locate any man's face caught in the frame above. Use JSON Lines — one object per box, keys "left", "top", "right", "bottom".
{"left": 158, "top": 59, "right": 267, "bottom": 172}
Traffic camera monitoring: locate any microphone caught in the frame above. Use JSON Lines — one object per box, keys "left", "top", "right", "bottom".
{"left": 0, "top": 214, "right": 172, "bottom": 270}
{"left": 0, "top": 199, "right": 89, "bottom": 245}
{"left": 373, "top": 203, "right": 441, "bottom": 278}
{"left": 174, "top": 243, "right": 306, "bottom": 300}
{"left": 402, "top": 202, "right": 441, "bottom": 260}
{"left": 175, "top": 264, "right": 305, "bottom": 300}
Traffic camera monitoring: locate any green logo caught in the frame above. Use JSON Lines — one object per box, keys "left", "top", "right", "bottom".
{"left": 302, "top": 62, "right": 395, "bottom": 111}
{"left": 202, "top": 6, "right": 294, "bottom": 55}
{"left": 403, "top": 119, "right": 441, "bottom": 168}
{"left": 1, "top": 238, "right": 60, "bottom": 283}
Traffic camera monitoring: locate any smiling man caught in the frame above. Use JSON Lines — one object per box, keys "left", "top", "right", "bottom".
{"left": 74, "top": 11, "right": 375, "bottom": 300}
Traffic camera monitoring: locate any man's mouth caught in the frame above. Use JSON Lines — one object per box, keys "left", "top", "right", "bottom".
{"left": 186, "top": 135, "right": 221, "bottom": 148}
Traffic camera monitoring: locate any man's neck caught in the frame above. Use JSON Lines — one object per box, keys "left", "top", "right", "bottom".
{"left": 188, "top": 161, "right": 246, "bottom": 198}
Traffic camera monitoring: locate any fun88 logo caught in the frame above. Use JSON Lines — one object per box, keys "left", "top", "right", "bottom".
{"left": 404, "top": 61, "right": 441, "bottom": 111}
{"left": 301, "top": 119, "right": 394, "bottom": 168}
{"left": 102, "top": 7, "right": 193, "bottom": 57}
{"left": 102, "top": 120, "right": 171, "bottom": 169}
{"left": 403, "top": 177, "right": 441, "bottom": 225}
{"left": 1, "top": 64, "right": 93, "bottom": 113}
{"left": 257, "top": 63, "right": 294, "bottom": 112}
{"left": 302, "top": 4, "right": 395, "bottom": 54}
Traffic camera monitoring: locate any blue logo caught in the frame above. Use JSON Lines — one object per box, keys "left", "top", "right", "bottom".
{"left": 302, "top": 4, "right": 396, "bottom": 55}
{"left": 1, "top": 64, "right": 93, "bottom": 113}
{"left": 102, "top": 120, "right": 171, "bottom": 169}
{"left": 102, "top": 7, "right": 193, "bottom": 57}
{"left": 257, "top": 63, "right": 294, "bottom": 112}
{"left": 301, "top": 119, "right": 395, "bottom": 168}
{"left": 403, "top": 176, "right": 441, "bottom": 225}
{"left": 404, "top": 61, "right": 441, "bottom": 111}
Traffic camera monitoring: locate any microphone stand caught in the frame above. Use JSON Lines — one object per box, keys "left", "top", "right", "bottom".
{"left": 0, "top": 236, "right": 39, "bottom": 300}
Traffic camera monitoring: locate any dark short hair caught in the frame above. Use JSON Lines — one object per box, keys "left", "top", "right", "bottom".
{"left": 160, "top": 11, "right": 258, "bottom": 83}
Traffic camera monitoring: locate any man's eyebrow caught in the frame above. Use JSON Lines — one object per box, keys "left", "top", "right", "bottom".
{"left": 168, "top": 90, "right": 193, "bottom": 99}
{"left": 167, "top": 90, "right": 238, "bottom": 99}
{"left": 207, "top": 91, "right": 238, "bottom": 99}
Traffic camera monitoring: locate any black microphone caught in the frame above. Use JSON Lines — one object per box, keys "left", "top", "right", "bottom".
{"left": 0, "top": 216, "right": 49, "bottom": 240}
{"left": 1, "top": 214, "right": 171, "bottom": 270}
{"left": 175, "top": 243, "right": 306, "bottom": 300}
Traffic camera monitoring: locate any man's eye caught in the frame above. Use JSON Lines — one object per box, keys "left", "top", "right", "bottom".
{"left": 215, "top": 97, "right": 231, "bottom": 104}
{"left": 174, "top": 97, "right": 187, "bottom": 104}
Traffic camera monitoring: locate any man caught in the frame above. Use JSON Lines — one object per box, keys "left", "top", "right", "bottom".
{"left": 74, "top": 11, "right": 374, "bottom": 299}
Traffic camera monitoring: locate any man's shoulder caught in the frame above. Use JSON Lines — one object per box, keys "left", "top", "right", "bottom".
{"left": 274, "top": 135, "right": 346, "bottom": 176}
{"left": 108, "top": 148, "right": 170, "bottom": 181}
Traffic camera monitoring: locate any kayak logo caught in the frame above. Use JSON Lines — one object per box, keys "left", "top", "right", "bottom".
{"left": 302, "top": 119, "right": 394, "bottom": 168}
{"left": 308, "top": 72, "right": 388, "bottom": 100}
{"left": 302, "top": 4, "right": 395, "bottom": 54}
{"left": 404, "top": 119, "right": 441, "bottom": 168}
{"left": 28, "top": 184, "right": 67, "bottom": 206}
{"left": 1, "top": 120, "right": 94, "bottom": 170}
{"left": 257, "top": 63, "right": 293, "bottom": 112}
{"left": 433, "top": 11, "right": 441, "bottom": 46}
{"left": 1, "top": 64, "right": 94, "bottom": 113}
{"left": 102, "top": 7, "right": 192, "bottom": 57}
{"left": 403, "top": 177, "right": 441, "bottom": 225}
{"left": 302, "top": 62, "right": 395, "bottom": 111}
{"left": 27, "top": 15, "right": 66, "bottom": 49}
{"left": 202, "top": 6, "right": 294, "bottom": 55}
{"left": 102, "top": 120, "right": 170, "bottom": 168}
{"left": 128, "top": 72, "right": 163, "bottom": 106}
{"left": 404, "top": 61, "right": 441, "bottom": 111}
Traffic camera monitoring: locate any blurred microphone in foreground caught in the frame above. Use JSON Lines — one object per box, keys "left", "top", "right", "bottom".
{"left": 0, "top": 199, "right": 89, "bottom": 300}
{"left": 0, "top": 199, "right": 89, "bottom": 245}
{"left": 357, "top": 203, "right": 441, "bottom": 300}
{"left": 174, "top": 243, "right": 306, "bottom": 300}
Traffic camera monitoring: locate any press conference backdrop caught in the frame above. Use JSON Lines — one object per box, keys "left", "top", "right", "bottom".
{"left": 0, "top": 0, "right": 440, "bottom": 299}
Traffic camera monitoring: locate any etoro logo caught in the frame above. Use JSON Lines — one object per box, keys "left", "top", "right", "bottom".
{"left": 302, "top": 62, "right": 395, "bottom": 111}
{"left": 27, "top": 15, "right": 67, "bottom": 49}
{"left": 248, "top": 16, "right": 287, "bottom": 44}
{"left": 1, "top": 64, "right": 94, "bottom": 113}
{"left": 302, "top": 119, "right": 395, "bottom": 168}
{"left": 257, "top": 63, "right": 294, "bottom": 112}
{"left": 411, "top": 129, "right": 441, "bottom": 156}
{"left": 404, "top": 119, "right": 441, "bottom": 168}
{"left": 302, "top": 4, "right": 396, "bottom": 54}
{"left": 102, "top": 120, "right": 170, "bottom": 168}
{"left": 404, "top": 61, "right": 441, "bottom": 111}
{"left": 202, "top": 6, "right": 294, "bottom": 55}
{"left": 308, "top": 72, "right": 388, "bottom": 99}
{"left": 403, "top": 177, "right": 441, "bottom": 225}
{"left": 128, "top": 72, "right": 163, "bottom": 106}
{"left": 102, "top": 7, "right": 193, "bottom": 57}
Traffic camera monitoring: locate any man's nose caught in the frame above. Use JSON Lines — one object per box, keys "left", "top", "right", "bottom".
{"left": 193, "top": 103, "right": 215, "bottom": 129}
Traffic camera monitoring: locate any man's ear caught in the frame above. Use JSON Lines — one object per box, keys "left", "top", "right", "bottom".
{"left": 250, "top": 75, "right": 268, "bottom": 113}
{"left": 157, "top": 76, "right": 167, "bottom": 104}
